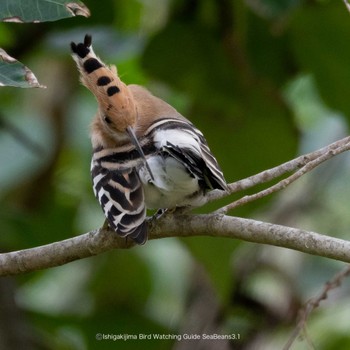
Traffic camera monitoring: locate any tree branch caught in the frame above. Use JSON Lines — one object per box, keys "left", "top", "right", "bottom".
{"left": 207, "top": 135, "right": 350, "bottom": 203}
{"left": 2, "top": 136, "right": 350, "bottom": 276}
{"left": 1, "top": 214, "right": 350, "bottom": 276}
{"left": 284, "top": 264, "right": 350, "bottom": 350}
{"left": 344, "top": 0, "right": 350, "bottom": 14}
{"left": 215, "top": 138, "right": 350, "bottom": 213}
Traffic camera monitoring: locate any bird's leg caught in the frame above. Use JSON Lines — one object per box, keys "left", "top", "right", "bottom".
{"left": 148, "top": 208, "right": 169, "bottom": 222}
{"left": 146, "top": 208, "right": 173, "bottom": 226}
{"left": 150, "top": 206, "right": 191, "bottom": 222}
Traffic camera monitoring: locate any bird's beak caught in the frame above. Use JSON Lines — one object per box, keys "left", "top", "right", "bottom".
{"left": 126, "top": 126, "right": 154, "bottom": 181}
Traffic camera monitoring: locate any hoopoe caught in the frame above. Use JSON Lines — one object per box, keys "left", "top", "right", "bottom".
{"left": 71, "top": 35, "right": 227, "bottom": 244}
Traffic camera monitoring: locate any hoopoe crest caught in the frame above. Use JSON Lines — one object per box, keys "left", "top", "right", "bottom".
{"left": 71, "top": 34, "right": 228, "bottom": 245}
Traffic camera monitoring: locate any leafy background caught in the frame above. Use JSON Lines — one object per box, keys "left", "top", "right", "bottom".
{"left": 1, "top": 0, "right": 350, "bottom": 349}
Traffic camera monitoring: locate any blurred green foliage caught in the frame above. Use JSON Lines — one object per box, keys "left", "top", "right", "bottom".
{"left": 0, "top": 0, "right": 90, "bottom": 87}
{"left": 1, "top": 0, "right": 350, "bottom": 349}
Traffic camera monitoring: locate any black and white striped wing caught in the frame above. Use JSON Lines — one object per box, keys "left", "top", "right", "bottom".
{"left": 91, "top": 164, "right": 147, "bottom": 244}
{"left": 148, "top": 118, "right": 228, "bottom": 192}
{"left": 162, "top": 139, "right": 227, "bottom": 191}
{"left": 197, "top": 133, "right": 228, "bottom": 191}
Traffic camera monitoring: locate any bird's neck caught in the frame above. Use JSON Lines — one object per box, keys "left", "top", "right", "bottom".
{"left": 90, "top": 116, "right": 130, "bottom": 149}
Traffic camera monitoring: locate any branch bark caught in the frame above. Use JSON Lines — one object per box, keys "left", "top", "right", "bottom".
{"left": 2, "top": 136, "right": 350, "bottom": 276}
{"left": 1, "top": 214, "right": 350, "bottom": 276}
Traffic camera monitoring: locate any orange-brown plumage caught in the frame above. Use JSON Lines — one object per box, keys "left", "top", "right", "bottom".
{"left": 71, "top": 35, "right": 137, "bottom": 145}
{"left": 84, "top": 67, "right": 137, "bottom": 133}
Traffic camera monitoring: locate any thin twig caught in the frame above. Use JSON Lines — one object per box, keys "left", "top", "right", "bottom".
{"left": 214, "top": 139, "right": 350, "bottom": 214}
{"left": 206, "top": 136, "right": 350, "bottom": 204}
{"left": 283, "top": 264, "right": 350, "bottom": 350}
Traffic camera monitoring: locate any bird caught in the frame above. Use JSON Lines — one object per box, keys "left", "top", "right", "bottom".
{"left": 71, "top": 34, "right": 228, "bottom": 245}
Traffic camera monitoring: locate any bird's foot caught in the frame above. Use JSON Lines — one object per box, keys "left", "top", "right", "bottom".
{"left": 150, "top": 206, "right": 190, "bottom": 221}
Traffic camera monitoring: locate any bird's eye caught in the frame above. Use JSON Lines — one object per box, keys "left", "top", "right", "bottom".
{"left": 104, "top": 116, "right": 112, "bottom": 124}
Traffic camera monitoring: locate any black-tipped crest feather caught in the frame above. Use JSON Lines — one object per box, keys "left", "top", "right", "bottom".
{"left": 70, "top": 34, "right": 92, "bottom": 58}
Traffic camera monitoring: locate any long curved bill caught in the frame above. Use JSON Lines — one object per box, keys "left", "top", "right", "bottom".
{"left": 126, "top": 126, "right": 154, "bottom": 181}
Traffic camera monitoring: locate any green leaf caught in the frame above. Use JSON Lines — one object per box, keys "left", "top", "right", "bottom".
{"left": 0, "top": 0, "right": 90, "bottom": 23}
{"left": 0, "top": 48, "right": 44, "bottom": 88}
